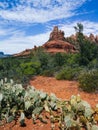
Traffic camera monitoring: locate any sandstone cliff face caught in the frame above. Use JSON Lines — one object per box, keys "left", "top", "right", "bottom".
{"left": 43, "top": 26, "right": 76, "bottom": 53}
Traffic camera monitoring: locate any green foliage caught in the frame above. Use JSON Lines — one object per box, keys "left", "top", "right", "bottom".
{"left": 74, "top": 23, "right": 98, "bottom": 66}
{"left": 55, "top": 67, "right": 83, "bottom": 80}
{"left": 20, "top": 61, "right": 40, "bottom": 76}
{"left": 65, "top": 53, "right": 80, "bottom": 67}
{"left": 54, "top": 53, "right": 65, "bottom": 66}
{"left": 74, "top": 23, "right": 83, "bottom": 34}
{"left": 56, "top": 68, "right": 74, "bottom": 80}
{"left": 41, "top": 69, "right": 54, "bottom": 77}
{"left": 88, "top": 59, "right": 98, "bottom": 69}
{"left": 0, "top": 57, "right": 41, "bottom": 85}
{"left": 79, "top": 69, "right": 98, "bottom": 92}
{"left": 36, "top": 50, "right": 51, "bottom": 70}
{"left": 78, "top": 40, "right": 98, "bottom": 66}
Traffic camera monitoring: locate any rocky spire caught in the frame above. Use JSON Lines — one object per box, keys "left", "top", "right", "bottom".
{"left": 49, "top": 26, "right": 65, "bottom": 41}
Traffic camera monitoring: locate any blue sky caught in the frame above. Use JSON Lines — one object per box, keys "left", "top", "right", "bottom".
{"left": 0, "top": 0, "right": 98, "bottom": 54}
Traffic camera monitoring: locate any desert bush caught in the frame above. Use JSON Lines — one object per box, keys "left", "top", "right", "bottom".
{"left": 41, "top": 69, "right": 54, "bottom": 77}
{"left": 88, "top": 59, "right": 98, "bottom": 69}
{"left": 56, "top": 68, "right": 74, "bottom": 80}
{"left": 20, "top": 61, "right": 41, "bottom": 76}
{"left": 78, "top": 37, "right": 98, "bottom": 66}
{"left": 79, "top": 69, "right": 98, "bottom": 92}
{"left": 55, "top": 67, "right": 83, "bottom": 80}
{"left": 65, "top": 53, "right": 80, "bottom": 67}
{"left": 53, "top": 53, "right": 65, "bottom": 66}
{"left": 37, "top": 50, "right": 51, "bottom": 70}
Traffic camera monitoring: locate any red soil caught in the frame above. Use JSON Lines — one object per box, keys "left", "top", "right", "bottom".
{"left": 0, "top": 118, "right": 52, "bottom": 130}
{"left": 1, "top": 76, "right": 98, "bottom": 130}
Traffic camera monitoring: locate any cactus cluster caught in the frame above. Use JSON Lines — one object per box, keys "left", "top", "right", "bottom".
{"left": 0, "top": 78, "right": 98, "bottom": 130}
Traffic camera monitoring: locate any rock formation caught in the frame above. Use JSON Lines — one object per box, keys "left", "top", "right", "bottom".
{"left": 14, "top": 49, "right": 33, "bottom": 57}
{"left": 43, "top": 26, "right": 76, "bottom": 53}
{"left": 49, "top": 26, "right": 65, "bottom": 41}
{"left": 95, "top": 35, "right": 98, "bottom": 43}
{"left": 89, "top": 33, "right": 96, "bottom": 42}
{"left": 85, "top": 33, "right": 98, "bottom": 43}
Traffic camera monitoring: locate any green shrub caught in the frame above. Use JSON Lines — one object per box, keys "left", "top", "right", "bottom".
{"left": 79, "top": 69, "right": 98, "bottom": 92}
{"left": 88, "top": 59, "right": 98, "bottom": 69}
{"left": 41, "top": 69, "right": 54, "bottom": 77}
{"left": 20, "top": 61, "right": 41, "bottom": 76}
{"left": 55, "top": 67, "right": 82, "bottom": 80}
{"left": 54, "top": 53, "right": 65, "bottom": 66}
{"left": 56, "top": 69, "right": 74, "bottom": 80}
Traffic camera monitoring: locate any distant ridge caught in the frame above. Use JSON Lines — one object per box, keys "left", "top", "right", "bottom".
{"left": 0, "top": 52, "right": 11, "bottom": 58}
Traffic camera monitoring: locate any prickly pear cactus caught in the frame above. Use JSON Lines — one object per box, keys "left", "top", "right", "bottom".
{"left": 0, "top": 78, "right": 98, "bottom": 130}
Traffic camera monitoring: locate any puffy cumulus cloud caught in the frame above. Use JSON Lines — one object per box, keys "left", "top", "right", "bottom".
{"left": 0, "top": 0, "right": 87, "bottom": 23}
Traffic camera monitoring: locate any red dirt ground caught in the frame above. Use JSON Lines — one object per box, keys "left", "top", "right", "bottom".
{"left": 0, "top": 76, "right": 98, "bottom": 130}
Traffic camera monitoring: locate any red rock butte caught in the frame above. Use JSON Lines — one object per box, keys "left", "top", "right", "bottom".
{"left": 43, "top": 26, "right": 76, "bottom": 53}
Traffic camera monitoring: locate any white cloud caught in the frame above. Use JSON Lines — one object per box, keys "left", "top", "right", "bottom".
{"left": 0, "top": 27, "right": 25, "bottom": 37}
{"left": 0, "top": 0, "right": 87, "bottom": 23}
{"left": 0, "top": 29, "right": 7, "bottom": 36}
